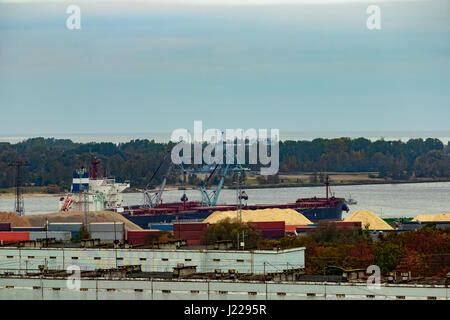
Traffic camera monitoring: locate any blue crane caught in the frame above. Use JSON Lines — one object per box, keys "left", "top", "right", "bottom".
{"left": 199, "top": 162, "right": 247, "bottom": 207}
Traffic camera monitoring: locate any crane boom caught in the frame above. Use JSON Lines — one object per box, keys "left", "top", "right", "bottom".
{"left": 199, "top": 166, "right": 225, "bottom": 207}
{"left": 199, "top": 163, "right": 243, "bottom": 207}
{"left": 143, "top": 149, "right": 172, "bottom": 208}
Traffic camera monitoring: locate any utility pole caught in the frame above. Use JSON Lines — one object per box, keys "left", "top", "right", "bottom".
{"left": 79, "top": 183, "right": 89, "bottom": 233}
{"left": 45, "top": 218, "right": 48, "bottom": 245}
{"left": 114, "top": 221, "right": 118, "bottom": 267}
{"left": 237, "top": 232, "right": 239, "bottom": 250}
{"left": 84, "top": 189, "right": 89, "bottom": 229}
{"left": 8, "top": 160, "right": 29, "bottom": 216}
{"left": 235, "top": 169, "right": 248, "bottom": 224}
{"left": 236, "top": 175, "right": 242, "bottom": 223}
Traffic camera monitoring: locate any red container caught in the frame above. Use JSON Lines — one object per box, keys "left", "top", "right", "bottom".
{"left": 249, "top": 221, "right": 285, "bottom": 230}
{"left": 173, "top": 223, "right": 208, "bottom": 232}
{"left": 295, "top": 226, "right": 315, "bottom": 233}
{"left": 0, "top": 223, "right": 11, "bottom": 232}
{"left": 335, "top": 221, "right": 362, "bottom": 228}
{"left": 187, "top": 239, "right": 202, "bottom": 246}
{"left": 126, "top": 230, "right": 162, "bottom": 245}
{"left": 285, "top": 224, "right": 309, "bottom": 232}
{"left": 174, "top": 231, "right": 204, "bottom": 240}
{"left": 128, "top": 239, "right": 145, "bottom": 245}
{"left": 127, "top": 230, "right": 161, "bottom": 240}
{"left": 260, "top": 229, "right": 285, "bottom": 239}
{"left": 0, "top": 231, "right": 29, "bottom": 243}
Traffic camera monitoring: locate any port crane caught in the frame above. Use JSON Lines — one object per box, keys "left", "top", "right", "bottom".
{"left": 142, "top": 149, "right": 190, "bottom": 209}
{"left": 142, "top": 150, "right": 173, "bottom": 209}
{"left": 199, "top": 162, "right": 248, "bottom": 207}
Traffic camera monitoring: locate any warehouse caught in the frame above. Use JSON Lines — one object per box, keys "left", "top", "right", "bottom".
{"left": 0, "top": 246, "right": 305, "bottom": 275}
{"left": 0, "top": 275, "right": 447, "bottom": 300}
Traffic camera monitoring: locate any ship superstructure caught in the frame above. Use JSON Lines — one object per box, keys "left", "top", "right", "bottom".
{"left": 59, "top": 158, "right": 130, "bottom": 213}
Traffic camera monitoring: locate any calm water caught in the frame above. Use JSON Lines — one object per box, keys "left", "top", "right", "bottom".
{"left": 1, "top": 182, "right": 449, "bottom": 219}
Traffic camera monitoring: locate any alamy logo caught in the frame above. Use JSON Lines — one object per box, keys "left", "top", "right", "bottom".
{"left": 66, "top": 5, "right": 81, "bottom": 30}
{"left": 366, "top": 265, "right": 381, "bottom": 290}
{"left": 170, "top": 121, "right": 279, "bottom": 175}
{"left": 66, "top": 265, "right": 81, "bottom": 291}
{"left": 366, "top": 5, "right": 381, "bottom": 30}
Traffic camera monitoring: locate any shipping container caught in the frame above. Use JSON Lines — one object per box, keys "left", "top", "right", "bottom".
{"left": 186, "top": 239, "right": 202, "bottom": 246}
{"left": 173, "top": 223, "right": 208, "bottom": 232}
{"left": 285, "top": 225, "right": 310, "bottom": 232}
{"left": 128, "top": 239, "right": 145, "bottom": 245}
{"left": 127, "top": 230, "right": 161, "bottom": 244}
{"left": 260, "top": 229, "right": 285, "bottom": 239}
{"left": 127, "top": 230, "right": 161, "bottom": 246}
{"left": 49, "top": 223, "right": 83, "bottom": 232}
{"left": 174, "top": 231, "right": 204, "bottom": 240}
{"left": 88, "top": 222, "right": 124, "bottom": 232}
{"left": 295, "top": 227, "right": 315, "bottom": 233}
{"left": 249, "top": 221, "right": 285, "bottom": 230}
{"left": 127, "top": 230, "right": 161, "bottom": 238}
{"left": 335, "top": 221, "right": 361, "bottom": 228}
{"left": 0, "top": 223, "right": 11, "bottom": 232}
{"left": 29, "top": 231, "right": 71, "bottom": 241}
{"left": 149, "top": 224, "right": 173, "bottom": 232}
{"left": 90, "top": 231, "right": 124, "bottom": 242}
{"left": 0, "top": 231, "right": 29, "bottom": 243}
{"left": 12, "top": 227, "right": 45, "bottom": 232}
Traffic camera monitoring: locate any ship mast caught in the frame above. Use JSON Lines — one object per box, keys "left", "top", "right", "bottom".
{"left": 90, "top": 158, "right": 100, "bottom": 180}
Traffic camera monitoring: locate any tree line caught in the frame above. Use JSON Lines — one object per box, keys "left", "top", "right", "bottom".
{"left": 0, "top": 137, "right": 449, "bottom": 190}
{"left": 279, "top": 137, "right": 450, "bottom": 179}
{"left": 257, "top": 222, "right": 450, "bottom": 278}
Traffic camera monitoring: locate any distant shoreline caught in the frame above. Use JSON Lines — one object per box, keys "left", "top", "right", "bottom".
{"left": 126, "top": 177, "right": 450, "bottom": 192}
{"left": 225, "top": 178, "right": 450, "bottom": 190}
{"left": 1, "top": 177, "right": 449, "bottom": 199}
{"left": 0, "top": 193, "right": 59, "bottom": 199}
{"left": 1, "top": 133, "right": 450, "bottom": 145}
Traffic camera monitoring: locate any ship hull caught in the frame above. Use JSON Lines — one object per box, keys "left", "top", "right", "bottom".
{"left": 122, "top": 201, "right": 347, "bottom": 229}
{"left": 122, "top": 211, "right": 211, "bottom": 229}
{"left": 296, "top": 205, "right": 344, "bottom": 222}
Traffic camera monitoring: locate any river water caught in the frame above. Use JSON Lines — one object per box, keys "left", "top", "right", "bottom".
{"left": 0, "top": 182, "right": 449, "bottom": 219}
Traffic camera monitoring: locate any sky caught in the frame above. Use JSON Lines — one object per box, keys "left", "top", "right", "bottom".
{"left": 0, "top": 0, "right": 449, "bottom": 139}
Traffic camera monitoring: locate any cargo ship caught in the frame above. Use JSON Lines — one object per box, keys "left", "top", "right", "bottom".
{"left": 61, "top": 159, "right": 348, "bottom": 229}
{"left": 122, "top": 176, "right": 349, "bottom": 229}
{"left": 59, "top": 158, "right": 130, "bottom": 213}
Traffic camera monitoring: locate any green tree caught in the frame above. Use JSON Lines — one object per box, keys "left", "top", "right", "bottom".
{"left": 72, "top": 225, "right": 91, "bottom": 243}
{"left": 202, "top": 218, "right": 261, "bottom": 249}
{"left": 373, "top": 241, "right": 405, "bottom": 274}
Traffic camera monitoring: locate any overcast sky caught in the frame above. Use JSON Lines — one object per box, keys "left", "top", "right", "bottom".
{"left": 0, "top": 0, "right": 449, "bottom": 137}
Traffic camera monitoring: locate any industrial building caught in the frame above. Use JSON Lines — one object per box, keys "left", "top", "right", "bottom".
{"left": 0, "top": 246, "right": 305, "bottom": 275}
{"left": 0, "top": 275, "right": 447, "bottom": 300}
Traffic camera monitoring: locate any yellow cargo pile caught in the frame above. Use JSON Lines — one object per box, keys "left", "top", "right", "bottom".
{"left": 203, "top": 208, "right": 313, "bottom": 225}
{"left": 412, "top": 213, "right": 450, "bottom": 222}
{"left": 24, "top": 211, "right": 142, "bottom": 231}
{"left": 0, "top": 212, "right": 32, "bottom": 228}
{"left": 344, "top": 210, "right": 393, "bottom": 230}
